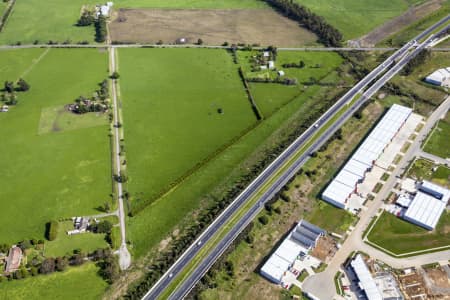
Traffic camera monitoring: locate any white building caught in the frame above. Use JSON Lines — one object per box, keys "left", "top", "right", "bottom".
{"left": 351, "top": 254, "right": 383, "bottom": 300}
{"left": 322, "top": 104, "right": 412, "bottom": 210}
{"left": 278, "top": 70, "right": 285, "bottom": 76}
{"left": 260, "top": 220, "right": 325, "bottom": 284}
{"left": 403, "top": 180, "right": 450, "bottom": 230}
{"left": 425, "top": 67, "right": 450, "bottom": 87}
{"left": 268, "top": 61, "right": 275, "bottom": 69}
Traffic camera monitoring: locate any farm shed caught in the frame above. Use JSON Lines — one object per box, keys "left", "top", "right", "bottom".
{"left": 321, "top": 104, "right": 412, "bottom": 210}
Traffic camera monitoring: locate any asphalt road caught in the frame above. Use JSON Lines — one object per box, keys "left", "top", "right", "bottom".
{"left": 143, "top": 15, "right": 450, "bottom": 300}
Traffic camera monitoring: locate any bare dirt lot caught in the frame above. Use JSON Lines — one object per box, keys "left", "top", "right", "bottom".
{"left": 109, "top": 9, "right": 317, "bottom": 46}
{"left": 356, "top": 0, "right": 444, "bottom": 47}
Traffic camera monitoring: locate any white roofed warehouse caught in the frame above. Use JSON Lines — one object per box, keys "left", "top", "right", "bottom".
{"left": 322, "top": 104, "right": 412, "bottom": 210}
{"left": 260, "top": 220, "right": 325, "bottom": 285}
{"left": 425, "top": 67, "right": 450, "bottom": 87}
{"left": 350, "top": 254, "right": 383, "bottom": 300}
{"left": 403, "top": 180, "right": 450, "bottom": 230}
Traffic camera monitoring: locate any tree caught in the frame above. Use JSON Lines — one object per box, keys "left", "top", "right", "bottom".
{"left": 78, "top": 11, "right": 95, "bottom": 26}
{"left": 4, "top": 81, "right": 14, "bottom": 93}
{"left": 197, "top": 38, "right": 203, "bottom": 45}
{"left": 110, "top": 71, "right": 120, "bottom": 79}
{"left": 299, "top": 60, "right": 305, "bottom": 68}
{"left": 98, "top": 254, "right": 119, "bottom": 283}
{"left": 17, "top": 78, "right": 30, "bottom": 91}
{"left": 95, "top": 15, "right": 107, "bottom": 43}
{"left": 103, "top": 202, "right": 111, "bottom": 213}
{"left": 258, "top": 215, "right": 269, "bottom": 225}
{"left": 95, "top": 220, "right": 113, "bottom": 234}
{"left": 39, "top": 258, "right": 55, "bottom": 274}
{"left": 46, "top": 221, "right": 58, "bottom": 241}
{"left": 70, "top": 253, "right": 84, "bottom": 266}
{"left": 55, "top": 257, "right": 68, "bottom": 272}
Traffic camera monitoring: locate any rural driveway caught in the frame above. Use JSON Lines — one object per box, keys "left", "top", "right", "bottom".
{"left": 302, "top": 96, "right": 450, "bottom": 300}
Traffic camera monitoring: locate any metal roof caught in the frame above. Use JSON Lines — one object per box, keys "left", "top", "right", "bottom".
{"left": 403, "top": 191, "right": 447, "bottom": 230}
{"left": 322, "top": 104, "right": 412, "bottom": 209}
{"left": 351, "top": 254, "right": 383, "bottom": 300}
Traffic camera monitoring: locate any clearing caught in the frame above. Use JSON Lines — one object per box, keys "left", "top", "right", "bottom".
{"left": 0, "top": 263, "right": 108, "bottom": 300}
{"left": 0, "top": 0, "right": 98, "bottom": 45}
{"left": 367, "top": 211, "right": 450, "bottom": 254}
{"left": 406, "top": 158, "right": 450, "bottom": 188}
{"left": 295, "top": 0, "right": 418, "bottom": 40}
{"left": 109, "top": 9, "right": 317, "bottom": 46}
{"left": 0, "top": 48, "right": 111, "bottom": 243}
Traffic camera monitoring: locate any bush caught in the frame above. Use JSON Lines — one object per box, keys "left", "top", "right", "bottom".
{"left": 110, "top": 71, "right": 120, "bottom": 79}
{"left": 258, "top": 215, "right": 269, "bottom": 225}
{"left": 46, "top": 221, "right": 58, "bottom": 241}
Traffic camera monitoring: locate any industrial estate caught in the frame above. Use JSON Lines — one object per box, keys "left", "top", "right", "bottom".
{"left": 0, "top": 0, "right": 449, "bottom": 300}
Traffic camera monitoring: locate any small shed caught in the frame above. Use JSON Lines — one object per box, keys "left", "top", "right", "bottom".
{"left": 1, "top": 105, "right": 9, "bottom": 112}
{"left": 5, "top": 246, "right": 22, "bottom": 273}
{"left": 263, "top": 51, "right": 270, "bottom": 57}
{"left": 268, "top": 61, "right": 275, "bottom": 69}
{"left": 278, "top": 70, "right": 285, "bottom": 76}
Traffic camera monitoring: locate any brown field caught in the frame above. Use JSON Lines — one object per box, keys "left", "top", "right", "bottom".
{"left": 357, "top": 0, "right": 444, "bottom": 47}
{"left": 109, "top": 9, "right": 317, "bottom": 46}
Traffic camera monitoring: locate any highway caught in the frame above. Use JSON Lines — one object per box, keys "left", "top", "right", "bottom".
{"left": 142, "top": 15, "right": 450, "bottom": 300}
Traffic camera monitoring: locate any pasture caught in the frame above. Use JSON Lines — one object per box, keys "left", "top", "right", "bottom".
{"left": 0, "top": 48, "right": 111, "bottom": 243}
{"left": 295, "top": 0, "right": 413, "bottom": 39}
{"left": 109, "top": 9, "right": 316, "bottom": 46}
{"left": 0, "top": 263, "right": 108, "bottom": 300}
{"left": 119, "top": 48, "right": 256, "bottom": 208}
{"left": 0, "top": 0, "right": 98, "bottom": 45}
{"left": 368, "top": 211, "right": 450, "bottom": 254}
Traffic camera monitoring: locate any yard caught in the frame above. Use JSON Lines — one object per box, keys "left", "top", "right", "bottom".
{"left": 0, "top": 263, "right": 108, "bottom": 300}
{"left": 305, "top": 200, "right": 356, "bottom": 234}
{"left": 367, "top": 211, "right": 450, "bottom": 254}
{"left": 0, "top": 0, "right": 99, "bottom": 45}
{"left": 294, "top": 0, "right": 414, "bottom": 39}
{"left": 43, "top": 221, "right": 109, "bottom": 257}
{"left": 0, "top": 48, "right": 111, "bottom": 243}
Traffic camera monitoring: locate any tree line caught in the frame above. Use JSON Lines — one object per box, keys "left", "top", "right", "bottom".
{"left": 264, "top": 0, "right": 343, "bottom": 47}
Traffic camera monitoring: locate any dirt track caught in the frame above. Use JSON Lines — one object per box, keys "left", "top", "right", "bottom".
{"left": 109, "top": 9, "right": 316, "bottom": 47}
{"left": 356, "top": 0, "right": 444, "bottom": 47}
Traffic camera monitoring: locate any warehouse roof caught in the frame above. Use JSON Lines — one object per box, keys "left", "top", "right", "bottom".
{"left": 425, "top": 68, "right": 450, "bottom": 85}
{"left": 420, "top": 180, "right": 450, "bottom": 200}
{"left": 351, "top": 254, "right": 383, "bottom": 300}
{"left": 403, "top": 191, "right": 447, "bottom": 230}
{"left": 322, "top": 104, "right": 412, "bottom": 209}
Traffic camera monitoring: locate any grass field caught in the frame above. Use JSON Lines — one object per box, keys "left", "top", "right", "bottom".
{"left": 0, "top": 48, "right": 111, "bottom": 243}
{"left": 424, "top": 117, "right": 450, "bottom": 159}
{"left": 119, "top": 48, "right": 256, "bottom": 207}
{"left": 305, "top": 200, "right": 356, "bottom": 234}
{"left": 43, "top": 221, "right": 108, "bottom": 257}
{"left": 0, "top": 263, "right": 108, "bottom": 300}
{"left": 115, "top": 0, "right": 267, "bottom": 9}
{"left": 295, "top": 0, "right": 412, "bottom": 39}
{"left": 368, "top": 211, "right": 450, "bottom": 254}
{"left": 0, "top": 0, "right": 99, "bottom": 45}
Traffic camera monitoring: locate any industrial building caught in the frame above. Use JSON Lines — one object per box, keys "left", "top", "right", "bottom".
{"left": 350, "top": 254, "right": 383, "bottom": 300}
{"left": 425, "top": 67, "right": 450, "bottom": 87}
{"left": 260, "top": 220, "right": 325, "bottom": 285}
{"left": 403, "top": 180, "right": 450, "bottom": 230}
{"left": 322, "top": 104, "right": 412, "bottom": 210}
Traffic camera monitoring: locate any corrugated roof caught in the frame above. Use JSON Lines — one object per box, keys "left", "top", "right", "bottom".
{"left": 404, "top": 191, "right": 447, "bottom": 230}
{"left": 351, "top": 254, "right": 383, "bottom": 300}
{"left": 321, "top": 104, "right": 412, "bottom": 209}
